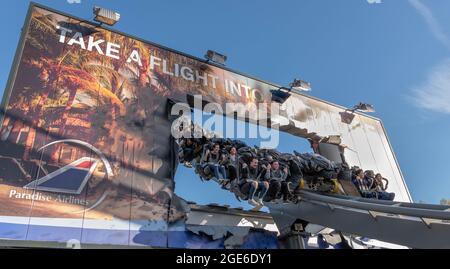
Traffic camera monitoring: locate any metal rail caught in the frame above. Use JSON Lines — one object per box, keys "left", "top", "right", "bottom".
{"left": 267, "top": 190, "right": 450, "bottom": 249}
{"left": 298, "top": 190, "right": 450, "bottom": 220}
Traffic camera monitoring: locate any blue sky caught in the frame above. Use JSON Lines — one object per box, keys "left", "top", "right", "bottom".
{"left": 174, "top": 110, "right": 313, "bottom": 210}
{"left": 1, "top": 0, "right": 450, "bottom": 204}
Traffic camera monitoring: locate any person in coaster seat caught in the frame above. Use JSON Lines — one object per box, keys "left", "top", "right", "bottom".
{"left": 221, "top": 146, "right": 239, "bottom": 190}
{"left": 373, "top": 173, "right": 395, "bottom": 201}
{"left": 201, "top": 143, "right": 227, "bottom": 183}
{"left": 240, "top": 157, "right": 269, "bottom": 207}
{"left": 179, "top": 138, "right": 197, "bottom": 168}
{"left": 351, "top": 169, "right": 377, "bottom": 199}
{"left": 265, "top": 160, "right": 289, "bottom": 202}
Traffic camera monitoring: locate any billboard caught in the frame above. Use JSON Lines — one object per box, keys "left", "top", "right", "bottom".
{"left": 0, "top": 3, "right": 411, "bottom": 247}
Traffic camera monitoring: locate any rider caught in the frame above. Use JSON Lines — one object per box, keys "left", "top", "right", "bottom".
{"left": 265, "top": 160, "right": 289, "bottom": 202}
{"left": 201, "top": 143, "right": 227, "bottom": 183}
{"left": 222, "top": 146, "right": 239, "bottom": 189}
{"left": 352, "top": 169, "right": 377, "bottom": 198}
{"left": 241, "top": 157, "right": 269, "bottom": 207}
{"left": 179, "top": 138, "right": 196, "bottom": 168}
{"left": 373, "top": 173, "right": 395, "bottom": 201}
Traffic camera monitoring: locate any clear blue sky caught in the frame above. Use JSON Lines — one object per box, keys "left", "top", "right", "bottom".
{"left": 1, "top": 0, "right": 450, "bottom": 205}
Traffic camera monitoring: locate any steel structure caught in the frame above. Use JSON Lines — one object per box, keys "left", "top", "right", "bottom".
{"left": 268, "top": 190, "right": 450, "bottom": 249}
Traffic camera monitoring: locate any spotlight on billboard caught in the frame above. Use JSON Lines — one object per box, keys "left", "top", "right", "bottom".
{"left": 205, "top": 50, "right": 227, "bottom": 66}
{"left": 289, "top": 79, "right": 312, "bottom": 92}
{"left": 271, "top": 78, "right": 311, "bottom": 103}
{"left": 351, "top": 102, "right": 375, "bottom": 113}
{"left": 340, "top": 102, "right": 375, "bottom": 124}
{"left": 93, "top": 6, "right": 120, "bottom": 26}
{"left": 339, "top": 111, "right": 356, "bottom": 124}
{"left": 271, "top": 88, "right": 291, "bottom": 103}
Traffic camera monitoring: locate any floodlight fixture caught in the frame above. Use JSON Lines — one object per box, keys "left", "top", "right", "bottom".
{"left": 348, "top": 102, "right": 375, "bottom": 113}
{"left": 271, "top": 78, "right": 311, "bottom": 103}
{"left": 340, "top": 102, "right": 375, "bottom": 124}
{"left": 271, "top": 88, "right": 291, "bottom": 103}
{"left": 289, "top": 79, "right": 312, "bottom": 92}
{"left": 93, "top": 6, "right": 121, "bottom": 26}
{"left": 339, "top": 111, "right": 356, "bottom": 124}
{"left": 204, "top": 50, "right": 227, "bottom": 65}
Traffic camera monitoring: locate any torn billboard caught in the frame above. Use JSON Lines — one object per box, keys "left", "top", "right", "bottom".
{"left": 0, "top": 3, "right": 410, "bottom": 248}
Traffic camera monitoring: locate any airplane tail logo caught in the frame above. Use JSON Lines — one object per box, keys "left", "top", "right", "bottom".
{"left": 24, "top": 157, "right": 100, "bottom": 195}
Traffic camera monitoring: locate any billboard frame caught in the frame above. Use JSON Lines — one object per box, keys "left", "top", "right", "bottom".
{"left": 0, "top": 3, "right": 33, "bottom": 127}
{"left": 0, "top": 2, "right": 412, "bottom": 202}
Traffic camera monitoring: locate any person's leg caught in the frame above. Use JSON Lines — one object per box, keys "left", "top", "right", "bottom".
{"left": 372, "top": 191, "right": 378, "bottom": 199}
{"left": 211, "top": 164, "right": 222, "bottom": 180}
{"left": 200, "top": 163, "right": 210, "bottom": 180}
{"left": 267, "top": 180, "right": 281, "bottom": 201}
{"left": 227, "top": 166, "right": 237, "bottom": 180}
{"left": 253, "top": 187, "right": 261, "bottom": 199}
{"left": 238, "top": 182, "right": 250, "bottom": 200}
{"left": 388, "top": 192, "right": 395, "bottom": 201}
{"left": 183, "top": 148, "right": 194, "bottom": 162}
{"left": 378, "top": 191, "right": 395, "bottom": 201}
{"left": 248, "top": 180, "right": 259, "bottom": 203}
{"left": 218, "top": 166, "right": 230, "bottom": 189}
{"left": 362, "top": 191, "right": 376, "bottom": 199}
{"left": 280, "top": 181, "right": 287, "bottom": 200}
{"left": 281, "top": 181, "right": 291, "bottom": 201}
{"left": 219, "top": 165, "right": 227, "bottom": 180}
{"left": 289, "top": 177, "right": 300, "bottom": 192}
{"left": 258, "top": 181, "right": 269, "bottom": 202}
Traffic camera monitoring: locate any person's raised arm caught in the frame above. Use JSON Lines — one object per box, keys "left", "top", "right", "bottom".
{"left": 263, "top": 165, "right": 271, "bottom": 180}
{"left": 382, "top": 177, "right": 389, "bottom": 191}
{"left": 256, "top": 165, "right": 267, "bottom": 181}
{"left": 219, "top": 153, "right": 227, "bottom": 165}
{"left": 241, "top": 163, "right": 249, "bottom": 179}
{"left": 366, "top": 177, "right": 376, "bottom": 191}
{"left": 201, "top": 149, "right": 209, "bottom": 165}
{"left": 282, "top": 167, "right": 288, "bottom": 181}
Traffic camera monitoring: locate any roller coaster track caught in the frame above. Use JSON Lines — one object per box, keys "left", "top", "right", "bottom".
{"left": 267, "top": 190, "right": 450, "bottom": 249}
